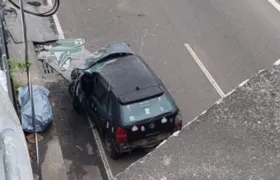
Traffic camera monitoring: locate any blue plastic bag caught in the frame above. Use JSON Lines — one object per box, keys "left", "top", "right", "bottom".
{"left": 18, "top": 85, "right": 53, "bottom": 132}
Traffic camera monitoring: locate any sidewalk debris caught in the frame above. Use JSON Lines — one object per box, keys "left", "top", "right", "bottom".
{"left": 26, "top": 133, "right": 44, "bottom": 143}
{"left": 76, "top": 145, "right": 83, "bottom": 152}
{"left": 37, "top": 38, "right": 92, "bottom": 81}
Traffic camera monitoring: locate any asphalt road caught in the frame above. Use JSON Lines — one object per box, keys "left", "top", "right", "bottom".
{"left": 57, "top": 0, "right": 280, "bottom": 177}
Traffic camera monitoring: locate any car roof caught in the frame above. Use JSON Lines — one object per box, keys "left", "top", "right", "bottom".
{"left": 99, "top": 55, "right": 163, "bottom": 103}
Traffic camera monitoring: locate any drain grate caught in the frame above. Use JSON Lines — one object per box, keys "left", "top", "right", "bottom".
{"left": 41, "top": 60, "right": 54, "bottom": 74}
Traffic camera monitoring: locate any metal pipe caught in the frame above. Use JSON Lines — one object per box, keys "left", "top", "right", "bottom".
{"left": 18, "top": 0, "right": 41, "bottom": 179}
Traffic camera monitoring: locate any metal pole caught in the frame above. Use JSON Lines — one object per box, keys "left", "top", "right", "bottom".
{"left": 18, "top": 0, "right": 41, "bottom": 179}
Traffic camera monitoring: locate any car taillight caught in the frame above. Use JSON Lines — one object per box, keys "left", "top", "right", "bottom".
{"left": 174, "top": 111, "right": 183, "bottom": 130}
{"left": 115, "top": 127, "right": 127, "bottom": 144}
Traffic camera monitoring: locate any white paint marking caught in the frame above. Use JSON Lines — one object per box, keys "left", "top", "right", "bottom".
{"left": 145, "top": 108, "right": 150, "bottom": 115}
{"left": 132, "top": 125, "right": 138, "bottom": 131}
{"left": 76, "top": 145, "right": 83, "bottom": 152}
{"left": 156, "top": 140, "right": 167, "bottom": 149}
{"left": 47, "top": 0, "right": 65, "bottom": 39}
{"left": 238, "top": 79, "right": 249, "bottom": 87}
{"left": 87, "top": 117, "right": 114, "bottom": 180}
{"left": 161, "top": 117, "right": 167, "bottom": 124}
{"left": 268, "top": 0, "right": 280, "bottom": 12}
{"left": 215, "top": 98, "right": 223, "bottom": 105}
{"left": 171, "top": 130, "right": 180, "bottom": 137}
{"left": 183, "top": 116, "right": 199, "bottom": 129}
{"left": 225, "top": 89, "right": 235, "bottom": 97}
{"left": 200, "top": 110, "right": 207, "bottom": 116}
{"left": 106, "top": 121, "right": 109, "bottom": 128}
{"left": 184, "top": 43, "right": 225, "bottom": 98}
{"left": 273, "top": 59, "right": 280, "bottom": 67}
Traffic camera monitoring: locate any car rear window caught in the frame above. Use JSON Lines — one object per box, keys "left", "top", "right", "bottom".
{"left": 121, "top": 94, "right": 174, "bottom": 125}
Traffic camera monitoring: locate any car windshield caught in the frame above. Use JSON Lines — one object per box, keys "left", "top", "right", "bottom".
{"left": 121, "top": 94, "right": 174, "bottom": 125}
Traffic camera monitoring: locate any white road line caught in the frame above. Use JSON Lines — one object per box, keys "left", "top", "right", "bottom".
{"left": 184, "top": 43, "right": 225, "bottom": 98}
{"left": 47, "top": 0, "right": 65, "bottom": 39}
{"left": 47, "top": 0, "right": 113, "bottom": 178}
{"left": 87, "top": 117, "right": 114, "bottom": 180}
{"left": 268, "top": 0, "right": 280, "bottom": 12}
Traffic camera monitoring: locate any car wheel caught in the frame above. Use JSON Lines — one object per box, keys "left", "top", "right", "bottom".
{"left": 104, "top": 134, "right": 120, "bottom": 160}
{"left": 73, "top": 95, "right": 81, "bottom": 114}
{"left": 68, "top": 81, "right": 75, "bottom": 97}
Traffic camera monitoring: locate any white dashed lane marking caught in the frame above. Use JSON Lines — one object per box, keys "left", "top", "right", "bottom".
{"left": 184, "top": 43, "right": 225, "bottom": 98}
{"left": 87, "top": 117, "right": 114, "bottom": 180}
{"left": 47, "top": 0, "right": 65, "bottom": 39}
{"left": 268, "top": 0, "right": 280, "bottom": 12}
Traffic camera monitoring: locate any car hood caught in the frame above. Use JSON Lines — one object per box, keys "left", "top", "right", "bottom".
{"left": 85, "top": 42, "right": 134, "bottom": 68}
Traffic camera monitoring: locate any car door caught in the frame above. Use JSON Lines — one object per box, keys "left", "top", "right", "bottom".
{"left": 96, "top": 88, "right": 113, "bottom": 136}
{"left": 89, "top": 75, "right": 112, "bottom": 134}
{"left": 84, "top": 74, "right": 98, "bottom": 123}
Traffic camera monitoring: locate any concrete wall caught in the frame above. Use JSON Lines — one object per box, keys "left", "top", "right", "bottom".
{"left": 115, "top": 60, "right": 280, "bottom": 180}
{"left": 0, "top": 80, "right": 33, "bottom": 180}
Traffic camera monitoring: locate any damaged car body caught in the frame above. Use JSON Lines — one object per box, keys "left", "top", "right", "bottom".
{"left": 69, "top": 42, "right": 182, "bottom": 159}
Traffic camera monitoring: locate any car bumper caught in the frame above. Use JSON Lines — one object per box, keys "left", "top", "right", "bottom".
{"left": 117, "top": 132, "right": 173, "bottom": 153}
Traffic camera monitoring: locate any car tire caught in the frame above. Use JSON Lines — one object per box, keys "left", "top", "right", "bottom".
{"left": 73, "top": 95, "right": 82, "bottom": 114}
{"left": 68, "top": 81, "right": 75, "bottom": 97}
{"left": 104, "top": 134, "right": 120, "bottom": 160}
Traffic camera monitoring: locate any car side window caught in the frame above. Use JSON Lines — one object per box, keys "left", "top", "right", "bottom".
{"left": 92, "top": 77, "right": 106, "bottom": 100}
{"left": 100, "top": 93, "right": 112, "bottom": 116}
{"left": 91, "top": 77, "right": 112, "bottom": 116}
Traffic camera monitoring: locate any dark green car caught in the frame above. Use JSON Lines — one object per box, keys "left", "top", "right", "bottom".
{"left": 69, "top": 42, "right": 182, "bottom": 159}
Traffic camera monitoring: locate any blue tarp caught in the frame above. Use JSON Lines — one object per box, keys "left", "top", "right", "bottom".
{"left": 18, "top": 85, "right": 53, "bottom": 132}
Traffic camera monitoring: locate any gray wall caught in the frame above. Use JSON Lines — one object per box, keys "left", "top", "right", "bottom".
{"left": 0, "top": 79, "right": 33, "bottom": 180}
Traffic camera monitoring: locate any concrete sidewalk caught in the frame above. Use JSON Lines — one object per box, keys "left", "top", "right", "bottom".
{"left": 8, "top": 42, "right": 68, "bottom": 180}
{"left": 5, "top": 0, "right": 68, "bottom": 179}
{"left": 9, "top": 42, "right": 105, "bottom": 180}
{"left": 5, "top": 0, "right": 106, "bottom": 179}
